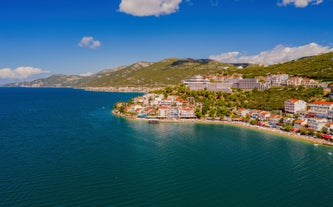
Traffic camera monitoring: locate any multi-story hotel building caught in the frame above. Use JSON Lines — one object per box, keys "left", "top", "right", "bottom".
{"left": 284, "top": 99, "right": 307, "bottom": 114}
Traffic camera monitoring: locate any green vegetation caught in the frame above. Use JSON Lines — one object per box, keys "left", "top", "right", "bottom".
{"left": 80, "top": 58, "right": 234, "bottom": 87}
{"left": 226, "top": 52, "right": 333, "bottom": 81}
{"left": 6, "top": 52, "right": 333, "bottom": 87}
{"left": 48, "top": 52, "right": 333, "bottom": 87}
{"left": 152, "top": 84, "right": 326, "bottom": 117}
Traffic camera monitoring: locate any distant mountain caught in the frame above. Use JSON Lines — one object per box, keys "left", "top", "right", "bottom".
{"left": 5, "top": 52, "right": 333, "bottom": 88}
{"left": 5, "top": 74, "right": 88, "bottom": 88}
{"left": 78, "top": 58, "right": 234, "bottom": 87}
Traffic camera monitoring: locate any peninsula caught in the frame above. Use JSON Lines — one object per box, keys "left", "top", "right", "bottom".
{"left": 113, "top": 74, "right": 333, "bottom": 147}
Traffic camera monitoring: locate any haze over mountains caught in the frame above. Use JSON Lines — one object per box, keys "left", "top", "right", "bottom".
{"left": 5, "top": 52, "right": 333, "bottom": 88}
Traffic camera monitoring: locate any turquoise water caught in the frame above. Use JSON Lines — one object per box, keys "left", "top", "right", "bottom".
{"left": 1, "top": 88, "right": 333, "bottom": 206}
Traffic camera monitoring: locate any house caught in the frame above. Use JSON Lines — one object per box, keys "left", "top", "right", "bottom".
{"left": 238, "top": 108, "right": 250, "bottom": 118}
{"left": 293, "top": 119, "right": 307, "bottom": 129}
{"left": 302, "top": 78, "right": 319, "bottom": 87}
{"left": 237, "top": 78, "right": 267, "bottom": 90}
{"left": 126, "top": 104, "right": 142, "bottom": 113}
{"left": 158, "top": 105, "right": 169, "bottom": 119}
{"left": 268, "top": 114, "right": 282, "bottom": 126}
{"left": 308, "top": 118, "right": 328, "bottom": 131}
{"left": 168, "top": 107, "right": 179, "bottom": 119}
{"left": 287, "top": 77, "right": 303, "bottom": 86}
{"left": 266, "top": 74, "right": 289, "bottom": 86}
{"left": 250, "top": 110, "right": 271, "bottom": 121}
{"left": 284, "top": 99, "right": 307, "bottom": 114}
{"left": 179, "top": 107, "right": 196, "bottom": 119}
{"left": 308, "top": 101, "right": 333, "bottom": 117}
{"left": 160, "top": 98, "right": 173, "bottom": 106}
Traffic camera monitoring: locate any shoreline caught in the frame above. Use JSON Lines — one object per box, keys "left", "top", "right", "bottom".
{"left": 112, "top": 110, "right": 333, "bottom": 147}
{"left": 1, "top": 86, "right": 155, "bottom": 93}
{"left": 80, "top": 87, "right": 162, "bottom": 93}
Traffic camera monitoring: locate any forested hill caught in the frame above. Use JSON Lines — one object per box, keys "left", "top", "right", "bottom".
{"left": 80, "top": 58, "right": 234, "bottom": 87}
{"left": 5, "top": 52, "right": 333, "bottom": 87}
{"left": 227, "top": 52, "right": 333, "bottom": 81}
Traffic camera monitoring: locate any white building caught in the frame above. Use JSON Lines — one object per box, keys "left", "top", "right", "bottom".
{"left": 179, "top": 107, "right": 196, "bottom": 119}
{"left": 284, "top": 99, "right": 307, "bottom": 114}
{"left": 266, "top": 74, "right": 289, "bottom": 86}
{"left": 308, "top": 101, "right": 333, "bottom": 116}
{"left": 158, "top": 106, "right": 169, "bottom": 118}
{"left": 308, "top": 118, "right": 328, "bottom": 131}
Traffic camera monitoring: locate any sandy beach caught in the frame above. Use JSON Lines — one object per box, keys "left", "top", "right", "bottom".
{"left": 112, "top": 110, "right": 333, "bottom": 147}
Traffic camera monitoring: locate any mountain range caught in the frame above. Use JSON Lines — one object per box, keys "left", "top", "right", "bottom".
{"left": 5, "top": 52, "right": 333, "bottom": 88}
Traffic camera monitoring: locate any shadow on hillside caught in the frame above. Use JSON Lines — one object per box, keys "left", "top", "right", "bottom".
{"left": 170, "top": 59, "right": 214, "bottom": 67}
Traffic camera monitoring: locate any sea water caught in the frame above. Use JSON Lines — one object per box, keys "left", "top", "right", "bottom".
{"left": 1, "top": 88, "right": 333, "bottom": 206}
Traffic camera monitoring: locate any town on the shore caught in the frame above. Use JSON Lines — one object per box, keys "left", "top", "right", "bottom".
{"left": 114, "top": 73, "right": 333, "bottom": 143}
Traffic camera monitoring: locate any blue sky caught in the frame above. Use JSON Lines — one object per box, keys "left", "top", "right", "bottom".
{"left": 1, "top": 0, "right": 333, "bottom": 84}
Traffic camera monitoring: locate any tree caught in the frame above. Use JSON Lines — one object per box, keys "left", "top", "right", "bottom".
{"left": 118, "top": 105, "right": 126, "bottom": 113}
{"left": 250, "top": 119, "right": 258, "bottom": 125}
{"left": 300, "top": 128, "right": 308, "bottom": 135}
{"left": 321, "top": 127, "right": 328, "bottom": 134}
{"left": 308, "top": 129, "right": 315, "bottom": 136}
{"left": 209, "top": 108, "right": 216, "bottom": 120}
{"left": 283, "top": 124, "right": 292, "bottom": 132}
{"left": 195, "top": 107, "right": 203, "bottom": 119}
{"left": 316, "top": 131, "right": 322, "bottom": 138}
{"left": 244, "top": 114, "right": 251, "bottom": 123}
{"left": 128, "top": 98, "right": 134, "bottom": 105}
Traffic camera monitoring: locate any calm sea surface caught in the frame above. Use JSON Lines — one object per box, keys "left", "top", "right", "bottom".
{"left": 1, "top": 88, "right": 333, "bottom": 206}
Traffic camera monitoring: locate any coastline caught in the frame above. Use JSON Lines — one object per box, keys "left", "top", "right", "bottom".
{"left": 112, "top": 110, "right": 333, "bottom": 147}
{"left": 1, "top": 86, "right": 156, "bottom": 93}
{"left": 81, "top": 86, "right": 162, "bottom": 93}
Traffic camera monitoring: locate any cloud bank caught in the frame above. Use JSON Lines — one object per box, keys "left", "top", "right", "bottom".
{"left": 0, "top": 67, "right": 49, "bottom": 80}
{"left": 209, "top": 43, "right": 333, "bottom": 65}
{"left": 78, "top": 36, "right": 101, "bottom": 49}
{"left": 279, "top": 0, "right": 323, "bottom": 7}
{"left": 119, "top": 0, "right": 182, "bottom": 17}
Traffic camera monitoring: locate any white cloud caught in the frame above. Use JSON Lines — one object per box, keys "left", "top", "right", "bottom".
{"left": 209, "top": 43, "right": 333, "bottom": 65}
{"left": 0, "top": 67, "right": 50, "bottom": 79}
{"left": 79, "top": 72, "right": 93, "bottom": 77}
{"left": 78, "top": 36, "right": 101, "bottom": 49}
{"left": 278, "top": 0, "right": 323, "bottom": 7}
{"left": 119, "top": 0, "right": 182, "bottom": 17}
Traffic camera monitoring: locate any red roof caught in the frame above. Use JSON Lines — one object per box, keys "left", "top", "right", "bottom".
{"left": 325, "top": 122, "right": 333, "bottom": 127}
{"left": 182, "top": 107, "right": 194, "bottom": 111}
{"left": 311, "top": 101, "right": 333, "bottom": 105}
{"left": 288, "top": 99, "right": 299, "bottom": 103}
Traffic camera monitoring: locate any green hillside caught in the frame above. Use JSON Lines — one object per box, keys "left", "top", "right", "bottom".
{"left": 80, "top": 58, "right": 235, "bottom": 87}
{"left": 5, "top": 52, "right": 333, "bottom": 88}
{"left": 6, "top": 74, "right": 87, "bottom": 87}
{"left": 83, "top": 52, "right": 333, "bottom": 87}
{"left": 229, "top": 52, "right": 333, "bottom": 81}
